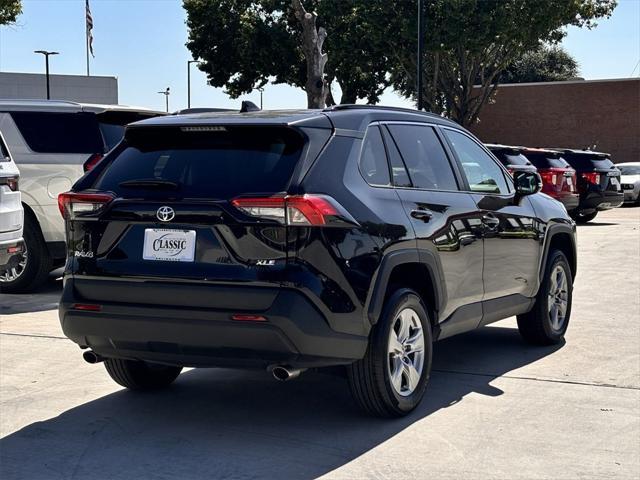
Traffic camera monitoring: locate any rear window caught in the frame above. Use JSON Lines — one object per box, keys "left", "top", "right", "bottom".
{"left": 0, "top": 135, "right": 9, "bottom": 162}
{"left": 563, "top": 152, "right": 614, "bottom": 170}
{"left": 93, "top": 126, "right": 305, "bottom": 200}
{"left": 97, "top": 111, "right": 161, "bottom": 151}
{"left": 492, "top": 152, "right": 532, "bottom": 167}
{"left": 619, "top": 165, "right": 640, "bottom": 175}
{"left": 524, "top": 152, "right": 570, "bottom": 169}
{"left": 11, "top": 111, "right": 104, "bottom": 154}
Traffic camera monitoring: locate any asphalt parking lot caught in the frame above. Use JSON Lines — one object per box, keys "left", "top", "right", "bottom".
{"left": 1, "top": 207, "right": 638, "bottom": 480}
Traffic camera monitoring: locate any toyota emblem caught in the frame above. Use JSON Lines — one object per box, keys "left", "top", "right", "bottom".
{"left": 157, "top": 206, "right": 175, "bottom": 222}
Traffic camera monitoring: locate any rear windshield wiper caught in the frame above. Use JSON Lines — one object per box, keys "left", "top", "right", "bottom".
{"left": 118, "top": 179, "right": 181, "bottom": 190}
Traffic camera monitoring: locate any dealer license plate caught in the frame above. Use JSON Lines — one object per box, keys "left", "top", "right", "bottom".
{"left": 143, "top": 229, "right": 196, "bottom": 262}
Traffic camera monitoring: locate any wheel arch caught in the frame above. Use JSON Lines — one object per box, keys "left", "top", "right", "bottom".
{"left": 540, "top": 224, "right": 577, "bottom": 283}
{"left": 366, "top": 249, "right": 444, "bottom": 329}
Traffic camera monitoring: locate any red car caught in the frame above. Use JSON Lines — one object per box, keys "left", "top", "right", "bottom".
{"left": 521, "top": 148, "right": 579, "bottom": 213}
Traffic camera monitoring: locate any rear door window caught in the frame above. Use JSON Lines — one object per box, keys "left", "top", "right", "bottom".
{"left": 10, "top": 112, "right": 104, "bottom": 153}
{"left": 381, "top": 127, "right": 412, "bottom": 187}
{"left": 386, "top": 124, "right": 458, "bottom": 191}
{"left": 94, "top": 126, "right": 305, "bottom": 200}
{"left": 359, "top": 126, "right": 390, "bottom": 186}
{"left": 444, "top": 129, "right": 510, "bottom": 194}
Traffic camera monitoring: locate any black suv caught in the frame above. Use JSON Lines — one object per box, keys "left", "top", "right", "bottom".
{"left": 58, "top": 106, "right": 577, "bottom": 417}
{"left": 554, "top": 149, "right": 623, "bottom": 223}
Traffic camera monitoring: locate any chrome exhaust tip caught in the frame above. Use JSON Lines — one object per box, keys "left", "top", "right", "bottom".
{"left": 82, "top": 350, "right": 104, "bottom": 364}
{"left": 271, "top": 365, "right": 305, "bottom": 381}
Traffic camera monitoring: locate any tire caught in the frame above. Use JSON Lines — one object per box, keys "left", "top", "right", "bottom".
{"left": 104, "top": 358, "right": 182, "bottom": 390}
{"left": 571, "top": 210, "right": 598, "bottom": 223}
{"left": 517, "top": 249, "right": 573, "bottom": 345}
{"left": 0, "top": 213, "right": 52, "bottom": 293}
{"left": 347, "top": 289, "right": 433, "bottom": 417}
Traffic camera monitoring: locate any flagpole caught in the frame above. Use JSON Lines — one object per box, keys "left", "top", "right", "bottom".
{"left": 86, "top": 8, "right": 90, "bottom": 76}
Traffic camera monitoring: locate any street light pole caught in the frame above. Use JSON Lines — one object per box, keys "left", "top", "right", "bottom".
{"left": 34, "top": 50, "right": 59, "bottom": 100}
{"left": 158, "top": 87, "right": 170, "bottom": 113}
{"left": 187, "top": 60, "right": 199, "bottom": 109}
{"left": 416, "top": 0, "right": 424, "bottom": 111}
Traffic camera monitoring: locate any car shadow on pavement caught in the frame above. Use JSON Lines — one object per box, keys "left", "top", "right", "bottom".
{"left": 0, "top": 325, "right": 562, "bottom": 480}
{"left": 0, "top": 273, "right": 62, "bottom": 315}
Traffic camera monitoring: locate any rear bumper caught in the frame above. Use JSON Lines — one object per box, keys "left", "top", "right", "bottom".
{"left": 59, "top": 278, "right": 367, "bottom": 368}
{"left": 553, "top": 193, "right": 580, "bottom": 212}
{"left": 579, "top": 190, "right": 624, "bottom": 212}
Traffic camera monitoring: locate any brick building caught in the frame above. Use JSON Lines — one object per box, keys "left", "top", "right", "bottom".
{"left": 470, "top": 78, "right": 640, "bottom": 163}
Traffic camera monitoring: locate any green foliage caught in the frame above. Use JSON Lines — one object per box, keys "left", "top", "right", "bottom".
{"left": 501, "top": 46, "right": 580, "bottom": 84}
{"left": 184, "top": 0, "right": 616, "bottom": 115}
{"left": 184, "top": 0, "right": 388, "bottom": 103}
{"left": 389, "top": 0, "right": 617, "bottom": 126}
{"left": 0, "top": 0, "right": 22, "bottom": 25}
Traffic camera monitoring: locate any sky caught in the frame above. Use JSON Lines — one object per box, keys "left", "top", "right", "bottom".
{"left": 0, "top": 0, "right": 639, "bottom": 112}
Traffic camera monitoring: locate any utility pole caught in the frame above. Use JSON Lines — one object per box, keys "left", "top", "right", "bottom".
{"left": 158, "top": 87, "right": 170, "bottom": 113}
{"left": 416, "top": 0, "right": 424, "bottom": 111}
{"left": 34, "top": 50, "right": 59, "bottom": 100}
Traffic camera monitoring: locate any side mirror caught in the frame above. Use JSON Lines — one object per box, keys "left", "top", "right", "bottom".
{"left": 513, "top": 171, "right": 542, "bottom": 196}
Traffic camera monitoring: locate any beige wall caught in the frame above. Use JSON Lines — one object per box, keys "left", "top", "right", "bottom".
{"left": 0, "top": 72, "right": 118, "bottom": 104}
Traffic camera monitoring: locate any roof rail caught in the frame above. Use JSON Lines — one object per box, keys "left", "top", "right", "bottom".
{"left": 323, "top": 104, "right": 444, "bottom": 118}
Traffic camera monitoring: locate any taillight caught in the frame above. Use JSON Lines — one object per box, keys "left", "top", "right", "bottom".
{"left": 58, "top": 192, "right": 114, "bottom": 219}
{"left": 506, "top": 167, "right": 515, "bottom": 177}
{"left": 231, "top": 194, "right": 348, "bottom": 226}
{"left": 581, "top": 172, "right": 601, "bottom": 185}
{"left": 6, "top": 176, "right": 19, "bottom": 191}
{"left": 83, "top": 153, "right": 104, "bottom": 172}
{"left": 539, "top": 171, "right": 557, "bottom": 186}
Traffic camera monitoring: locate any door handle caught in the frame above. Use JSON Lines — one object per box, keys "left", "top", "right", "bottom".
{"left": 410, "top": 209, "right": 433, "bottom": 222}
{"left": 481, "top": 213, "right": 500, "bottom": 229}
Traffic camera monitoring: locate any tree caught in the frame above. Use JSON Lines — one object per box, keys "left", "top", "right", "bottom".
{"left": 388, "top": 0, "right": 616, "bottom": 127}
{"left": 0, "top": 0, "right": 21, "bottom": 25}
{"left": 183, "top": 0, "right": 389, "bottom": 107}
{"left": 501, "top": 45, "right": 580, "bottom": 84}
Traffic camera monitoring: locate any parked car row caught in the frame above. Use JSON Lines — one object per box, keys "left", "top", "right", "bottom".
{"left": 0, "top": 100, "right": 163, "bottom": 292}
{"left": 486, "top": 144, "right": 627, "bottom": 223}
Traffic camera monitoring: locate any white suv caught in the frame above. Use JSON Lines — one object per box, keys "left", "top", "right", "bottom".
{"left": 0, "top": 132, "right": 23, "bottom": 278}
{"left": 0, "top": 100, "right": 162, "bottom": 292}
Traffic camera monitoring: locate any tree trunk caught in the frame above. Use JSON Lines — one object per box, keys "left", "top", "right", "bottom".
{"left": 292, "top": 0, "right": 328, "bottom": 109}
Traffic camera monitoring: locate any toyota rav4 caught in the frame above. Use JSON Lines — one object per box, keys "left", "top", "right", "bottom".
{"left": 58, "top": 105, "right": 577, "bottom": 417}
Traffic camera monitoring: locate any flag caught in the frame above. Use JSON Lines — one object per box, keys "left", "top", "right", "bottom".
{"left": 86, "top": 0, "right": 94, "bottom": 57}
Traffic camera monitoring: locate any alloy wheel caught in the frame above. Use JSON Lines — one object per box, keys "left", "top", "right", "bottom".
{"left": 0, "top": 246, "right": 27, "bottom": 283}
{"left": 387, "top": 307, "right": 425, "bottom": 397}
{"left": 548, "top": 264, "right": 569, "bottom": 332}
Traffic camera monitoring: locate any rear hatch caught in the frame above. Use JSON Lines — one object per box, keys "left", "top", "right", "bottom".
{"left": 486, "top": 146, "right": 537, "bottom": 175}
{"left": 523, "top": 151, "right": 576, "bottom": 196}
{"left": 564, "top": 152, "right": 621, "bottom": 195}
{"left": 63, "top": 124, "right": 309, "bottom": 309}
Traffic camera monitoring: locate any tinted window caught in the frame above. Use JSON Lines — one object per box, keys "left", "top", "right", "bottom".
{"left": 381, "top": 127, "right": 411, "bottom": 187}
{"left": 619, "top": 165, "right": 640, "bottom": 175}
{"left": 444, "top": 129, "right": 509, "bottom": 194}
{"left": 94, "top": 126, "right": 304, "bottom": 200}
{"left": 10, "top": 112, "right": 104, "bottom": 154}
{"left": 497, "top": 153, "right": 531, "bottom": 166}
{"left": 99, "top": 123, "right": 126, "bottom": 151}
{"left": 563, "top": 153, "right": 615, "bottom": 170}
{"left": 0, "top": 135, "right": 9, "bottom": 162}
{"left": 359, "top": 126, "right": 390, "bottom": 186}
{"left": 525, "top": 152, "right": 570, "bottom": 169}
{"left": 387, "top": 125, "right": 458, "bottom": 191}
